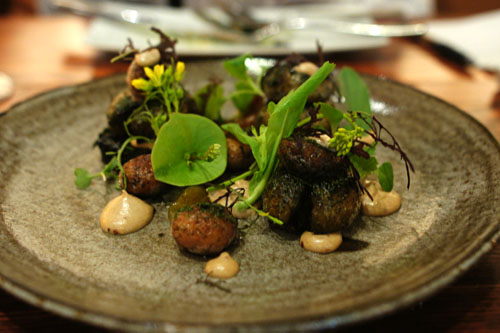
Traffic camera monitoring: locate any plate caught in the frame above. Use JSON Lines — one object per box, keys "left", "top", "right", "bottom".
{"left": 1, "top": 61, "right": 500, "bottom": 331}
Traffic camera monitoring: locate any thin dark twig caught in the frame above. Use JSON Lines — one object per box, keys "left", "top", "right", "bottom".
{"left": 346, "top": 157, "right": 373, "bottom": 200}
{"left": 356, "top": 113, "right": 414, "bottom": 189}
{"left": 316, "top": 40, "right": 324, "bottom": 65}
{"left": 150, "top": 27, "right": 178, "bottom": 62}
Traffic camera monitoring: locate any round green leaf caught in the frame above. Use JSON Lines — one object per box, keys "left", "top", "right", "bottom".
{"left": 151, "top": 113, "right": 227, "bottom": 186}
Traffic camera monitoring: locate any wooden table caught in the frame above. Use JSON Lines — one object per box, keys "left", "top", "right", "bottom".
{"left": 1, "top": 14, "right": 500, "bottom": 332}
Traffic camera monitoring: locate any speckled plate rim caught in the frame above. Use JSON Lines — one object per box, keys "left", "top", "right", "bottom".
{"left": 1, "top": 74, "right": 500, "bottom": 332}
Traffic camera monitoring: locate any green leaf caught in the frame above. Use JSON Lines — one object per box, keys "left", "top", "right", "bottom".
{"left": 222, "top": 123, "right": 268, "bottom": 171}
{"left": 315, "top": 102, "right": 344, "bottom": 130}
{"left": 193, "top": 83, "right": 226, "bottom": 122}
{"left": 205, "top": 84, "right": 226, "bottom": 121}
{"left": 74, "top": 168, "right": 95, "bottom": 189}
{"left": 151, "top": 113, "right": 227, "bottom": 186}
{"left": 223, "top": 53, "right": 252, "bottom": 80}
{"left": 337, "top": 67, "right": 372, "bottom": 130}
{"left": 377, "top": 162, "right": 394, "bottom": 191}
{"left": 265, "top": 62, "right": 336, "bottom": 158}
{"left": 231, "top": 82, "right": 256, "bottom": 111}
{"left": 241, "top": 61, "right": 336, "bottom": 206}
{"left": 349, "top": 154, "right": 378, "bottom": 178}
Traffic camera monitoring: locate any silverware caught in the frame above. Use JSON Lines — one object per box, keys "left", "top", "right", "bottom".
{"left": 52, "top": 0, "right": 427, "bottom": 43}
{"left": 51, "top": 0, "right": 251, "bottom": 43}
{"left": 194, "top": 5, "right": 428, "bottom": 39}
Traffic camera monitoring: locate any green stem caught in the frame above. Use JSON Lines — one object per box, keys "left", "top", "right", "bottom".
{"left": 116, "top": 136, "right": 153, "bottom": 189}
{"left": 206, "top": 166, "right": 256, "bottom": 192}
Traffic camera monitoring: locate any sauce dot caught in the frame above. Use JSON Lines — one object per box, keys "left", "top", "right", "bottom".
{"left": 300, "top": 231, "right": 342, "bottom": 254}
{"left": 361, "top": 178, "right": 401, "bottom": 216}
{"left": 205, "top": 252, "right": 239, "bottom": 279}
{"left": 100, "top": 191, "right": 153, "bottom": 234}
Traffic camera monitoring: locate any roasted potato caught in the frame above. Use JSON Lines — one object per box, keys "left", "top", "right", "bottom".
{"left": 171, "top": 203, "right": 237, "bottom": 255}
{"left": 262, "top": 169, "right": 310, "bottom": 233}
{"left": 226, "top": 136, "right": 254, "bottom": 171}
{"left": 278, "top": 137, "right": 350, "bottom": 181}
{"left": 310, "top": 177, "right": 361, "bottom": 233}
{"left": 120, "top": 154, "right": 166, "bottom": 197}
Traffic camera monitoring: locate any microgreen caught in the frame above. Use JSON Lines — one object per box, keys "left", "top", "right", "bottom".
{"left": 222, "top": 61, "right": 336, "bottom": 214}
{"left": 337, "top": 67, "right": 372, "bottom": 130}
{"left": 151, "top": 113, "right": 227, "bottom": 186}
{"left": 377, "top": 162, "right": 394, "bottom": 191}
{"left": 74, "top": 168, "right": 99, "bottom": 189}
{"left": 223, "top": 53, "right": 264, "bottom": 112}
{"left": 74, "top": 155, "right": 118, "bottom": 189}
{"left": 193, "top": 82, "right": 227, "bottom": 122}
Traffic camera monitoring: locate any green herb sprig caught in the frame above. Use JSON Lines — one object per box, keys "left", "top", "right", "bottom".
{"left": 222, "top": 61, "right": 336, "bottom": 213}
{"left": 74, "top": 135, "right": 152, "bottom": 189}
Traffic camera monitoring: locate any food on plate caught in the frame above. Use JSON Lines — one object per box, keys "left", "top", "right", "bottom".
{"left": 100, "top": 191, "right": 153, "bottom": 235}
{"left": 261, "top": 55, "right": 338, "bottom": 105}
{"left": 120, "top": 154, "right": 167, "bottom": 197}
{"left": 74, "top": 28, "right": 413, "bottom": 272}
{"left": 205, "top": 252, "right": 239, "bottom": 279}
{"left": 171, "top": 203, "right": 237, "bottom": 255}
{"left": 300, "top": 231, "right": 343, "bottom": 254}
{"left": 361, "top": 177, "right": 402, "bottom": 216}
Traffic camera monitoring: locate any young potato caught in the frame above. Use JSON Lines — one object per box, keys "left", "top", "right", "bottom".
{"left": 171, "top": 203, "right": 237, "bottom": 255}
{"left": 120, "top": 154, "right": 166, "bottom": 197}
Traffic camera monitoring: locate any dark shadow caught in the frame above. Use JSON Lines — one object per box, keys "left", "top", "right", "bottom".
{"left": 337, "top": 237, "right": 370, "bottom": 252}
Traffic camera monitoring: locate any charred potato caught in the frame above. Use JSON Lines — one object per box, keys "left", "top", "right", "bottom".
{"left": 226, "top": 136, "right": 254, "bottom": 170}
{"left": 310, "top": 177, "right": 361, "bottom": 233}
{"left": 262, "top": 170, "right": 310, "bottom": 233}
{"left": 171, "top": 203, "right": 237, "bottom": 255}
{"left": 94, "top": 128, "right": 150, "bottom": 164}
{"left": 278, "top": 137, "right": 350, "bottom": 180}
{"left": 107, "top": 90, "right": 141, "bottom": 139}
{"left": 261, "top": 60, "right": 338, "bottom": 104}
{"left": 120, "top": 154, "right": 166, "bottom": 197}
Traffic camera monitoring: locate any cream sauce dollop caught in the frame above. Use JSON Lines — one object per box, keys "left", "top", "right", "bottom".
{"left": 361, "top": 178, "right": 401, "bottom": 216}
{"left": 100, "top": 191, "right": 154, "bottom": 234}
{"left": 205, "top": 252, "right": 239, "bottom": 279}
{"left": 300, "top": 231, "right": 343, "bottom": 254}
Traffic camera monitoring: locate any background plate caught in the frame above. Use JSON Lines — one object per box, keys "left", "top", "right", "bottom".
{"left": 1, "top": 61, "right": 500, "bottom": 331}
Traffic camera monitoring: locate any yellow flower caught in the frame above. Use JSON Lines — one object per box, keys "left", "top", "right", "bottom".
{"left": 131, "top": 78, "right": 151, "bottom": 91}
{"left": 154, "top": 64, "right": 165, "bottom": 79}
{"left": 144, "top": 64, "right": 164, "bottom": 87}
{"left": 175, "top": 61, "right": 185, "bottom": 81}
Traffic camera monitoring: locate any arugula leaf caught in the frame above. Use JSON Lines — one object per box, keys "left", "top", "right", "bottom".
{"left": 337, "top": 67, "right": 372, "bottom": 130}
{"left": 227, "top": 61, "right": 336, "bottom": 212}
{"left": 223, "top": 54, "right": 264, "bottom": 113}
{"left": 377, "top": 162, "right": 394, "bottom": 191}
{"left": 223, "top": 53, "right": 251, "bottom": 80}
{"left": 231, "top": 82, "right": 257, "bottom": 111}
{"left": 221, "top": 123, "right": 267, "bottom": 170}
{"left": 193, "top": 82, "right": 227, "bottom": 122}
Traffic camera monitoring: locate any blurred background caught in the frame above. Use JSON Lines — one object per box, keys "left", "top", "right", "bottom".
{"left": 3, "top": 0, "right": 500, "bottom": 16}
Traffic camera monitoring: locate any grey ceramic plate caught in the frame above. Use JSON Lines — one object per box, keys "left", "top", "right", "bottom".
{"left": 1, "top": 62, "right": 500, "bottom": 331}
